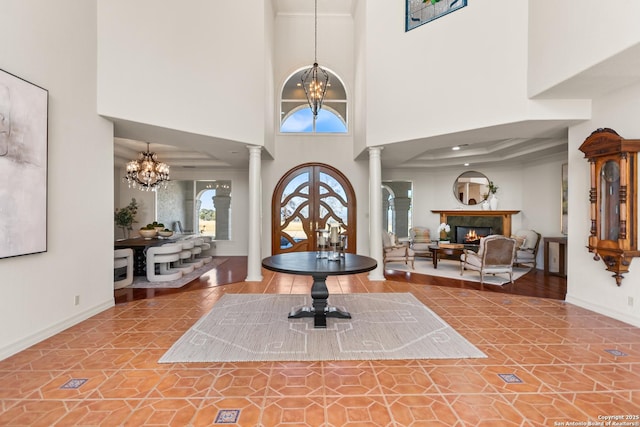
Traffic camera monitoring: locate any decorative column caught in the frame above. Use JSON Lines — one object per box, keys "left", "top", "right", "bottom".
{"left": 368, "top": 147, "right": 385, "bottom": 281}
{"left": 212, "top": 185, "right": 231, "bottom": 239}
{"left": 246, "top": 146, "right": 263, "bottom": 281}
{"left": 393, "top": 196, "right": 411, "bottom": 238}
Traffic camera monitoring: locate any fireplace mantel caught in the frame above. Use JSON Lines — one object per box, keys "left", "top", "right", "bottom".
{"left": 431, "top": 210, "right": 520, "bottom": 238}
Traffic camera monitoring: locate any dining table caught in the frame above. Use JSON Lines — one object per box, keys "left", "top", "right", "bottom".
{"left": 261, "top": 252, "right": 377, "bottom": 328}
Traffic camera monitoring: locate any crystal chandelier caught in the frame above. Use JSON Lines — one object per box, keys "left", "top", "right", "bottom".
{"left": 124, "top": 143, "right": 170, "bottom": 191}
{"left": 301, "top": 0, "right": 329, "bottom": 117}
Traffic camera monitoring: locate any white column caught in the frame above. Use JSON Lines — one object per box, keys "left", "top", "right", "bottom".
{"left": 246, "top": 146, "right": 263, "bottom": 281}
{"left": 368, "top": 146, "right": 385, "bottom": 281}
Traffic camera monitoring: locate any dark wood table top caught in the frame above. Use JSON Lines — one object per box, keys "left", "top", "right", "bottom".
{"left": 114, "top": 237, "right": 172, "bottom": 248}
{"left": 262, "top": 252, "right": 377, "bottom": 276}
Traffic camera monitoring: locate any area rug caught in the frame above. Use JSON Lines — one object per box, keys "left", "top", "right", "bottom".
{"left": 126, "top": 258, "right": 227, "bottom": 289}
{"left": 158, "top": 293, "right": 486, "bottom": 363}
{"left": 385, "top": 258, "right": 530, "bottom": 286}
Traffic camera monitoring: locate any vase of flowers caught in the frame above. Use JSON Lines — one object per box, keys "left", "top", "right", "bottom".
{"left": 114, "top": 198, "right": 138, "bottom": 239}
{"left": 488, "top": 181, "right": 499, "bottom": 210}
{"left": 437, "top": 222, "right": 450, "bottom": 241}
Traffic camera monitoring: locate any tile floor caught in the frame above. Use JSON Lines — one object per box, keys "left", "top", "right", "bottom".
{"left": 1, "top": 268, "right": 639, "bottom": 426}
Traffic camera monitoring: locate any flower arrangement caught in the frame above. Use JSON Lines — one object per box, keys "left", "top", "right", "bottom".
{"left": 437, "top": 222, "right": 450, "bottom": 240}
{"left": 114, "top": 198, "right": 138, "bottom": 238}
{"left": 488, "top": 181, "right": 498, "bottom": 195}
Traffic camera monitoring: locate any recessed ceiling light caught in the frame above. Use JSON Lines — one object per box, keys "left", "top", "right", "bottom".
{"left": 452, "top": 144, "right": 469, "bottom": 151}
{"left": 464, "top": 163, "right": 470, "bottom": 166}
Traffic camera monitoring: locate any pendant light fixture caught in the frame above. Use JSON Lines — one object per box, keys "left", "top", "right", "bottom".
{"left": 301, "top": 0, "right": 329, "bottom": 117}
{"left": 124, "top": 142, "right": 170, "bottom": 192}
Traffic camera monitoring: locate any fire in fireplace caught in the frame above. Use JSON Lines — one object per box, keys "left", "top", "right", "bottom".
{"left": 455, "top": 226, "right": 492, "bottom": 244}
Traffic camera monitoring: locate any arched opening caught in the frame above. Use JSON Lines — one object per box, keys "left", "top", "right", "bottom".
{"left": 272, "top": 163, "right": 356, "bottom": 255}
{"left": 280, "top": 68, "right": 348, "bottom": 134}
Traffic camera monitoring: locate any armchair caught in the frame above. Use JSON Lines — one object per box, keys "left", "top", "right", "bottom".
{"left": 512, "top": 229, "right": 541, "bottom": 269}
{"left": 382, "top": 231, "right": 415, "bottom": 268}
{"left": 409, "top": 226, "right": 433, "bottom": 257}
{"left": 460, "top": 235, "right": 517, "bottom": 288}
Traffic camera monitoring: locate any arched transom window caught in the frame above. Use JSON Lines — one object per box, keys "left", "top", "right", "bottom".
{"left": 280, "top": 68, "right": 347, "bottom": 133}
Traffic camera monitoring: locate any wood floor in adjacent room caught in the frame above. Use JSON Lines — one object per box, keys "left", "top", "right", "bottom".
{"left": 1, "top": 256, "right": 639, "bottom": 426}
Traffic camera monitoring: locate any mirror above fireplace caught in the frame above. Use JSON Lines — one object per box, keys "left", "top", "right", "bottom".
{"left": 453, "top": 171, "right": 490, "bottom": 205}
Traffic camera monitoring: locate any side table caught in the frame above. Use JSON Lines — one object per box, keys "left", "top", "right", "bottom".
{"left": 543, "top": 236, "right": 567, "bottom": 278}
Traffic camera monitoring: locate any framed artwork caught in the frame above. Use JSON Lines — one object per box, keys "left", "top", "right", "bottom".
{"left": 561, "top": 163, "right": 568, "bottom": 235}
{"left": 406, "top": 0, "right": 467, "bottom": 32}
{"left": 0, "top": 69, "right": 48, "bottom": 259}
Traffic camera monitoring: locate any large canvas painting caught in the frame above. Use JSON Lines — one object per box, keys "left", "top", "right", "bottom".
{"left": 0, "top": 69, "right": 48, "bottom": 259}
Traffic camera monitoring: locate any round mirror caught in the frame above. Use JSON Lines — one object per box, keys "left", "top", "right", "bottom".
{"left": 453, "top": 171, "right": 490, "bottom": 205}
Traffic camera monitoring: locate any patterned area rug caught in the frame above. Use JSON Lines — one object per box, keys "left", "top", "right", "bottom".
{"left": 126, "top": 258, "right": 227, "bottom": 289}
{"left": 385, "top": 258, "right": 531, "bottom": 286}
{"left": 159, "top": 293, "right": 487, "bottom": 362}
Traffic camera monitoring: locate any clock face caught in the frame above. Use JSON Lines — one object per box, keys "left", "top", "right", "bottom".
{"left": 601, "top": 160, "right": 620, "bottom": 183}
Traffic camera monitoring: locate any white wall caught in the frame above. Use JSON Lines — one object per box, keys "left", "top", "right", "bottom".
{"left": 528, "top": 0, "right": 640, "bottom": 97}
{"left": 0, "top": 0, "right": 115, "bottom": 359}
{"left": 566, "top": 82, "right": 640, "bottom": 327}
{"left": 362, "top": 0, "right": 590, "bottom": 147}
{"left": 97, "top": 0, "right": 269, "bottom": 145}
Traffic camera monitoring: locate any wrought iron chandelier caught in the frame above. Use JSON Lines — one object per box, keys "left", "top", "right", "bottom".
{"left": 301, "top": 0, "right": 329, "bottom": 117}
{"left": 124, "top": 143, "right": 170, "bottom": 192}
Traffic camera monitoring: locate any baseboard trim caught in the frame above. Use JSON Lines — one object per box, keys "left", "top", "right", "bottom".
{"left": 565, "top": 293, "right": 640, "bottom": 328}
{"left": 0, "top": 299, "right": 115, "bottom": 361}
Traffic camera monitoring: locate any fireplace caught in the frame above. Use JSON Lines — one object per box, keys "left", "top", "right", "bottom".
{"left": 455, "top": 226, "right": 492, "bottom": 245}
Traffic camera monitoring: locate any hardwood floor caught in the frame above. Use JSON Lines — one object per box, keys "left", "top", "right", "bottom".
{"left": 116, "top": 256, "right": 566, "bottom": 303}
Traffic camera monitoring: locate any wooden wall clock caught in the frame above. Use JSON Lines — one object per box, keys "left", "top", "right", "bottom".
{"left": 579, "top": 128, "right": 640, "bottom": 285}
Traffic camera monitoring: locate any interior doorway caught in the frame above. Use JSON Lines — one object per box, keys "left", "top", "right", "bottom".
{"left": 272, "top": 163, "right": 356, "bottom": 255}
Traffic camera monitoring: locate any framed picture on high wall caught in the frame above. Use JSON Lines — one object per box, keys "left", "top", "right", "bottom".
{"left": 0, "top": 69, "right": 48, "bottom": 259}
{"left": 406, "top": 0, "right": 467, "bottom": 31}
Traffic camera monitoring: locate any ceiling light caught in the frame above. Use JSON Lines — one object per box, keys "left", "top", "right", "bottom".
{"left": 464, "top": 163, "right": 470, "bottom": 166}
{"left": 124, "top": 143, "right": 170, "bottom": 192}
{"left": 301, "top": 0, "right": 329, "bottom": 117}
{"left": 452, "top": 144, "right": 469, "bottom": 151}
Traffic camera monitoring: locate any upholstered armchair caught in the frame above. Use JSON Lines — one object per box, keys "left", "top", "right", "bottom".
{"left": 460, "top": 235, "right": 517, "bottom": 287}
{"left": 409, "top": 226, "right": 432, "bottom": 257}
{"left": 512, "top": 229, "right": 541, "bottom": 269}
{"left": 382, "top": 231, "right": 415, "bottom": 268}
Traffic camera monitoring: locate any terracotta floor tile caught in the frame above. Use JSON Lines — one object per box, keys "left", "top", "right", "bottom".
{"left": 386, "top": 394, "right": 461, "bottom": 426}
{"left": 503, "top": 392, "right": 590, "bottom": 425}
{"left": 267, "top": 366, "right": 324, "bottom": 396}
{"left": 1, "top": 265, "right": 639, "bottom": 425}
{"left": 0, "top": 399, "right": 78, "bottom": 427}
{"left": 323, "top": 365, "right": 382, "bottom": 396}
{"left": 191, "top": 396, "right": 263, "bottom": 427}
{"left": 426, "top": 366, "right": 500, "bottom": 394}
{"left": 261, "top": 396, "right": 325, "bottom": 426}
{"left": 325, "top": 395, "right": 393, "bottom": 426}
{"left": 374, "top": 365, "right": 437, "bottom": 395}
{"left": 148, "top": 369, "right": 219, "bottom": 399}
{"left": 121, "top": 398, "right": 200, "bottom": 427}
{"left": 210, "top": 367, "right": 271, "bottom": 398}
{"left": 445, "top": 393, "right": 528, "bottom": 426}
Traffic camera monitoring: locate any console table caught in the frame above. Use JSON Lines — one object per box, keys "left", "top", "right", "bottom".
{"left": 262, "top": 252, "right": 377, "bottom": 328}
{"left": 543, "top": 236, "right": 567, "bottom": 278}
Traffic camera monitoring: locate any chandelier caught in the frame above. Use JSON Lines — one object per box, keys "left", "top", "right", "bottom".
{"left": 124, "top": 143, "right": 170, "bottom": 191}
{"left": 301, "top": 0, "right": 329, "bottom": 117}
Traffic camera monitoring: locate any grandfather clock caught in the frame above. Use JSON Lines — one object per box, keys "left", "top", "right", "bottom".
{"left": 579, "top": 128, "right": 640, "bottom": 285}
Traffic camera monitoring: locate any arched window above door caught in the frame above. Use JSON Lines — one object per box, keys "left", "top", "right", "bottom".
{"left": 280, "top": 68, "right": 348, "bottom": 134}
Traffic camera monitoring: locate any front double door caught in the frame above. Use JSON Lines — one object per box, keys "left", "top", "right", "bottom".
{"left": 272, "top": 163, "right": 356, "bottom": 255}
